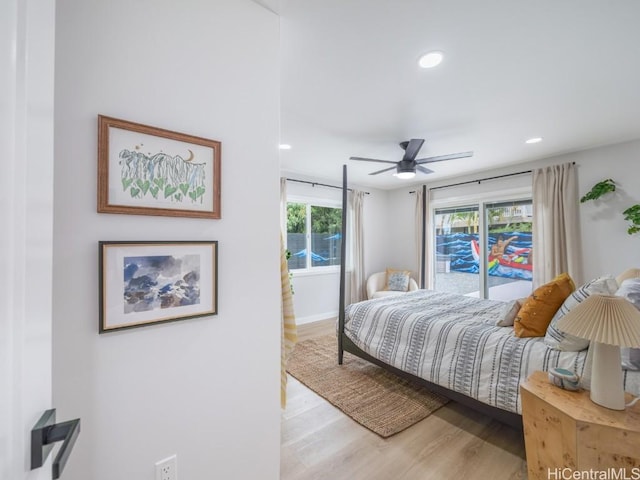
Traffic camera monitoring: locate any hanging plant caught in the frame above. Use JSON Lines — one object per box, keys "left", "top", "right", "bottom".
{"left": 580, "top": 179, "right": 616, "bottom": 203}
{"left": 623, "top": 205, "right": 640, "bottom": 235}
{"left": 285, "top": 249, "right": 295, "bottom": 294}
{"left": 581, "top": 178, "right": 639, "bottom": 236}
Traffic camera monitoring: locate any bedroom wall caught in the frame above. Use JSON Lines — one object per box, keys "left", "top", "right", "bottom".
{"left": 386, "top": 139, "right": 640, "bottom": 285}
{"left": 53, "top": 1, "right": 281, "bottom": 479}
{"left": 539, "top": 140, "right": 640, "bottom": 280}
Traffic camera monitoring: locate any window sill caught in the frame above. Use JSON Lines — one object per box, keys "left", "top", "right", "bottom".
{"left": 290, "top": 267, "right": 343, "bottom": 278}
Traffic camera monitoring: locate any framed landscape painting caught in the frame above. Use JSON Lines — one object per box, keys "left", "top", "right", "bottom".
{"left": 99, "top": 241, "right": 218, "bottom": 333}
{"left": 98, "top": 115, "right": 221, "bottom": 219}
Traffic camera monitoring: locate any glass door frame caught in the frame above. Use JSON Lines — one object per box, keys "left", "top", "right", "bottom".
{"left": 429, "top": 187, "right": 532, "bottom": 300}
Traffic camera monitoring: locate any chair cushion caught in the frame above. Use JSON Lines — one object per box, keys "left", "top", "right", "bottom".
{"left": 385, "top": 268, "right": 411, "bottom": 292}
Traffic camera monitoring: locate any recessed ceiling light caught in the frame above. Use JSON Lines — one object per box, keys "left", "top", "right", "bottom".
{"left": 418, "top": 51, "right": 444, "bottom": 69}
{"left": 525, "top": 137, "right": 542, "bottom": 144}
{"left": 279, "top": 144, "right": 292, "bottom": 150}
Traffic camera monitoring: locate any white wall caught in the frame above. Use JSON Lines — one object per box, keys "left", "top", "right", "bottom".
{"left": 53, "top": 1, "right": 281, "bottom": 479}
{"left": 0, "top": 0, "right": 54, "bottom": 478}
{"left": 386, "top": 140, "right": 640, "bottom": 285}
{"left": 541, "top": 140, "right": 640, "bottom": 280}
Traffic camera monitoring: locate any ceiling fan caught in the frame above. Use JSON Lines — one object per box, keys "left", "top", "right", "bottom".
{"left": 349, "top": 139, "right": 473, "bottom": 179}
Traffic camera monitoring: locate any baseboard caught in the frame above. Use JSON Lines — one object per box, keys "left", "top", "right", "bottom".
{"left": 295, "top": 311, "right": 338, "bottom": 325}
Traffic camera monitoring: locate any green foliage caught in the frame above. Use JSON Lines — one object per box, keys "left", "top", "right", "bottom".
{"left": 287, "top": 203, "right": 343, "bottom": 234}
{"left": 579, "top": 178, "right": 639, "bottom": 236}
{"left": 310, "top": 206, "right": 342, "bottom": 233}
{"left": 489, "top": 222, "right": 533, "bottom": 233}
{"left": 122, "top": 175, "right": 205, "bottom": 203}
{"left": 287, "top": 203, "right": 306, "bottom": 233}
{"left": 623, "top": 205, "right": 640, "bottom": 235}
{"left": 580, "top": 179, "right": 616, "bottom": 203}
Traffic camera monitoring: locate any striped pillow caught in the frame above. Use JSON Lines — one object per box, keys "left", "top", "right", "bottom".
{"left": 544, "top": 275, "right": 618, "bottom": 351}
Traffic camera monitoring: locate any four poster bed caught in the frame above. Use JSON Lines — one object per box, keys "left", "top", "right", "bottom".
{"left": 336, "top": 166, "right": 640, "bottom": 430}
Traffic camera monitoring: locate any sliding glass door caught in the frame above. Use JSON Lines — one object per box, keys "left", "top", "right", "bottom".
{"left": 434, "top": 205, "right": 481, "bottom": 296}
{"left": 485, "top": 200, "right": 533, "bottom": 300}
{"left": 433, "top": 199, "right": 533, "bottom": 301}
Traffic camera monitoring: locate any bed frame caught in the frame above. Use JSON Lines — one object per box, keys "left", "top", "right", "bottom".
{"left": 336, "top": 165, "right": 524, "bottom": 431}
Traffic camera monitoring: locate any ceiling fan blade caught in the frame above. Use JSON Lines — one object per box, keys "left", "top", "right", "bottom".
{"left": 402, "top": 139, "right": 425, "bottom": 161}
{"left": 369, "top": 165, "right": 397, "bottom": 175}
{"left": 416, "top": 151, "right": 474, "bottom": 164}
{"left": 416, "top": 165, "right": 434, "bottom": 175}
{"left": 349, "top": 156, "right": 397, "bottom": 165}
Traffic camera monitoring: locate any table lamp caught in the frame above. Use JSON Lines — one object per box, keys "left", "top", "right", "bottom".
{"left": 556, "top": 294, "right": 640, "bottom": 410}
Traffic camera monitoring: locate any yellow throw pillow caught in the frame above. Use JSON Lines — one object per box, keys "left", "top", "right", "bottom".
{"left": 514, "top": 273, "right": 575, "bottom": 338}
{"left": 552, "top": 272, "right": 576, "bottom": 292}
{"left": 385, "top": 268, "right": 411, "bottom": 292}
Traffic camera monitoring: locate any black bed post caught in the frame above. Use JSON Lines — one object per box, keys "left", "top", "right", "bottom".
{"left": 338, "top": 165, "right": 347, "bottom": 364}
{"left": 420, "top": 184, "right": 427, "bottom": 289}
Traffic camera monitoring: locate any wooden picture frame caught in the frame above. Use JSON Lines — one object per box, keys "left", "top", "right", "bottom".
{"left": 99, "top": 241, "right": 218, "bottom": 333}
{"left": 98, "top": 115, "right": 221, "bottom": 219}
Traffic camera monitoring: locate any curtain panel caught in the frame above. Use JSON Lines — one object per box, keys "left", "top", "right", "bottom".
{"left": 280, "top": 178, "right": 297, "bottom": 407}
{"left": 532, "top": 162, "right": 583, "bottom": 287}
{"left": 349, "top": 189, "right": 366, "bottom": 303}
{"left": 415, "top": 187, "right": 432, "bottom": 289}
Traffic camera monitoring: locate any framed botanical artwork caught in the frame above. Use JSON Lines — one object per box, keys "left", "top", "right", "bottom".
{"left": 99, "top": 241, "right": 218, "bottom": 333}
{"left": 98, "top": 115, "right": 221, "bottom": 219}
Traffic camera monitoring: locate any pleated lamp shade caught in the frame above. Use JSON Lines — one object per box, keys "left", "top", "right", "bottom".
{"left": 556, "top": 295, "right": 640, "bottom": 348}
{"left": 616, "top": 268, "right": 640, "bottom": 286}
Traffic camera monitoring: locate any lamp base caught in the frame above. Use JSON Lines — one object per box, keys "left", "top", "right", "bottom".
{"left": 590, "top": 342, "right": 625, "bottom": 410}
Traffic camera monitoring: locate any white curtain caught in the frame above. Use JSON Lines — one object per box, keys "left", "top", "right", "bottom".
{"left": 349, "top": 189, "right": 366, "bottom": 303}
{"left": 532, "top": 162, "right": 583, "bottom": 287}
{"left": 279, "top": 178, "right": 297, "bottom": 407}
{"left": 415, "top": 187, "right": 432, "bottom": 289}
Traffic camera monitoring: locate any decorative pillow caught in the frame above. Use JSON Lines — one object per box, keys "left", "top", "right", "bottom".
{"left": 514, "top": 273, "right": 575, "bottom": 338}
{"left": 385, "top": 268, "right": 411, "bottom": 292}
{"left": 622, "top": 348, "right": 640, "bottom": 371}
{"left": 616, "top": 278, "right": 640, "bottom": 370}
{"left": 616, "top": 268, "right": 640, "bottom": 287}
{"left": 495, "top": 298, "right": 524, "bottom": 327}
{"left": 544, "top": 274, "right": 618, "bottom": 351}
{"left": 616, "top": 277, "right": 640, "bottom": 306}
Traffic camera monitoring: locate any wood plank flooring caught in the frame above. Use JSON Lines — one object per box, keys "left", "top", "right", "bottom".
{"left": 281, "top": 319, "right": 527, "bottom": 480}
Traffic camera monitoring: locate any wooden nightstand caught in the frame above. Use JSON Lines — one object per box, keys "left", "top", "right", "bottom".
{"left": 520, "top": 370, "right": 640, "bottom": 479}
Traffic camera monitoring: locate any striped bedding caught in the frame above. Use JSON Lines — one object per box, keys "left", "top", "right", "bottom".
{"left": 344, "top": 289, "right": 640, "bottom": 414}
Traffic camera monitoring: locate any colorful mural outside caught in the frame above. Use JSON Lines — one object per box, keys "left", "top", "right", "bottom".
{"left": 436, "top": 232, "right": 533, "bottom": 281}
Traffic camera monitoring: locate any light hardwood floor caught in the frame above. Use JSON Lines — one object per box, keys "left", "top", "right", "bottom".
{"left": 281, "top": 319, "right": 527, "bottom": 480}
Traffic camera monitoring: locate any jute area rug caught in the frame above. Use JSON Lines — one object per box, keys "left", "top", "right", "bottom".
{"left": 286, "top": 334, "right": 449, "bottom": 438}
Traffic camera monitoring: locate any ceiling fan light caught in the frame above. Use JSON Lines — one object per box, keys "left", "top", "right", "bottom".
{"left": 396, "top": 171, "right": 416, "bottom": 180}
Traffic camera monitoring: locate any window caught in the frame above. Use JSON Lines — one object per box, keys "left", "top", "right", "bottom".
{"left": 433, "top": 198, "right": 533, "bottom": 300}
{"left": 287, "top": 201, "right": 342, "bottom": 271}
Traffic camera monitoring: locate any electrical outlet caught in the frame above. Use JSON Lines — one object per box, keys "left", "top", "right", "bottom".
{"left": 155, "top": 454, "right": 177, "bottom": 480}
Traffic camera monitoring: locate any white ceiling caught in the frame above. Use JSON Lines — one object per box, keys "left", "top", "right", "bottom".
{"left": 278, "top": 0, "right": 640, "bottom": 189}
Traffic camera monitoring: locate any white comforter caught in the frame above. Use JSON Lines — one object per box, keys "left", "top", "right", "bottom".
{"left": 344, "top": 290, "right": 640, "bottom": 414}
